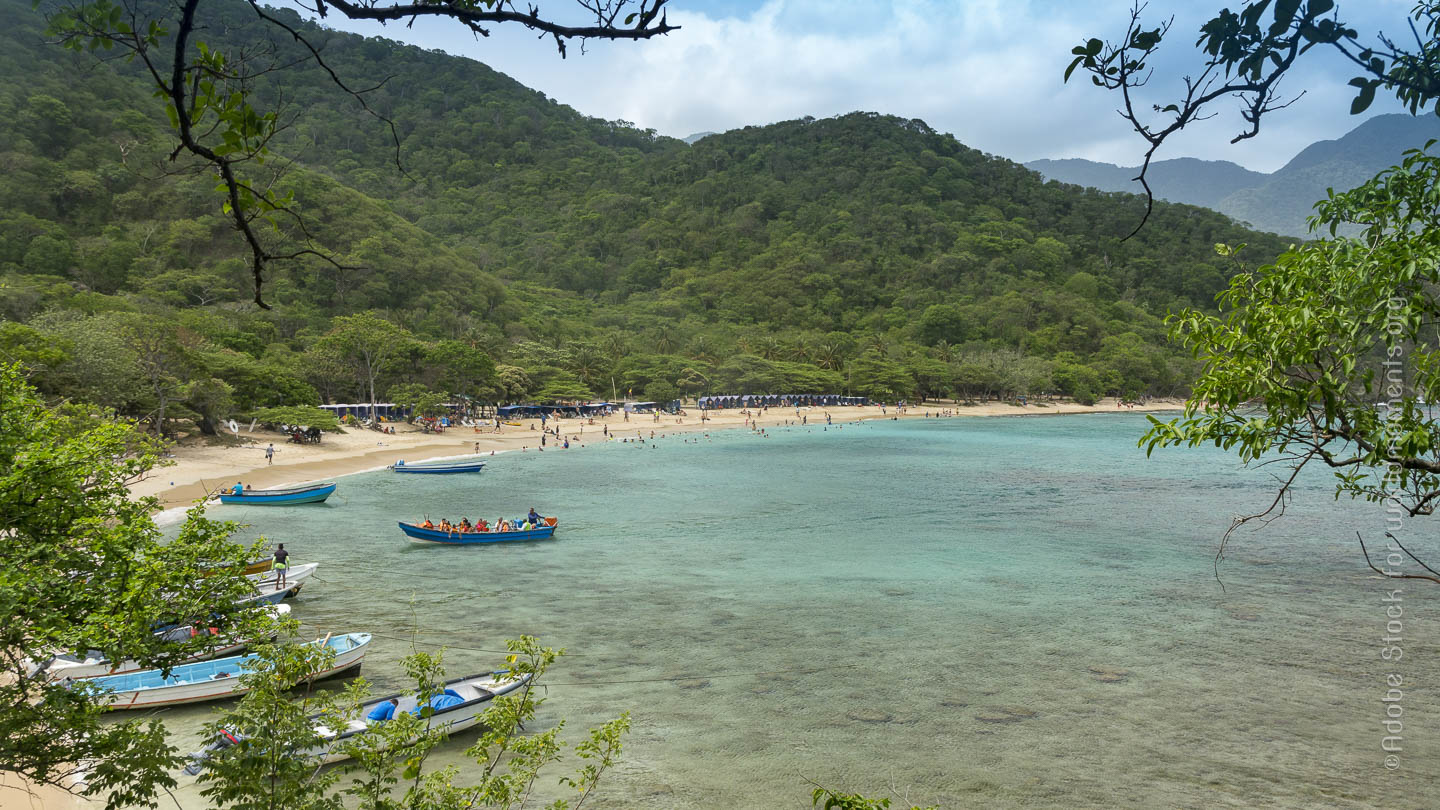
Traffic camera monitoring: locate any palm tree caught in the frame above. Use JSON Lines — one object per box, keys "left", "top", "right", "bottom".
{"left": 601, "top": 332, "right": 629, "bottom": 362}
{"left": 815, "top": 342, "right": 845, "bottom": 371}
{"left": 932, "top": 340, "right": 956, "bottom": 364}
{"left": 687, "top": 336, "right": 717, "bottom": 364}
{"left": 568, "top": 343, "right": 607, "bottom": 391}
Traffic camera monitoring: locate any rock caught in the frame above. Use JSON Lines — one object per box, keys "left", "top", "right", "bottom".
{"left": 1088, "top": 666, "right": 1131, "bottom": 683}
{"left": 846, "top": 708, "right": 895, "bottom": 723}
{"left": 975, "top": 706, "right": 1037, "bottom": 724}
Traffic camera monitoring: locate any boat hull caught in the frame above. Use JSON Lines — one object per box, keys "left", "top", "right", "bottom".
{"left": 231, "top": 562, "right": 318, "bottom": 608}
{"left": 398, "top": 521, "right": 556, "bottom": 544}
{"left": 186, "top": 671, "right": 531, "bottom": 773}
{"left": 219, "top": 483, "right": 336, "bottom": 505}
{"left": 241, "top": 558, "right": 273, "bottom": 576}
{"left": 391, "top": 462, "right": 485, "bottom": 474}
{"left": 93, "top": 633, "right": 370, "bottom": 710}
{"left": 42, "top": 606, "right": 290, "bottom": 681}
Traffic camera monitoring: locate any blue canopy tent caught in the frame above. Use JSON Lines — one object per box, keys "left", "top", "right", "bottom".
{"left": 497, "top": 402, "right": 616, "bottom": 419}
{"left": 696, "top": 394, "right": 870, "bottom": 409}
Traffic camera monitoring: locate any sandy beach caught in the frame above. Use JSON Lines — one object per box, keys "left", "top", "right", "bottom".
{"left": 132, "top": 398, "right": 1183, "bottom": 511}
{"left": 0, "top": 775, "right": 92, "bottom": 810}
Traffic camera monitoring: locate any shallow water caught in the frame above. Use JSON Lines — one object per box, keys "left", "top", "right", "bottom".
{"left": 155, "top": 414, "right": 1436, "bottom": 808}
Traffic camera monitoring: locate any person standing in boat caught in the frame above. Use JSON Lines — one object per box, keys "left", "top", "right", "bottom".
{"left": 528, "top": 507, "right": 542, "bottom": 526}
{"left": 272, "top": 544, "right": 290, "bottom": 591}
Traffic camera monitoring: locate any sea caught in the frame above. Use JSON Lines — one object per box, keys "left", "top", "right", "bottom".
{"left": 154, "top": 413, "right": 1436, "bottom": 808}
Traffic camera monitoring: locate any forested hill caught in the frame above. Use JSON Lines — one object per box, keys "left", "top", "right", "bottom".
{"left": 0, "top": 0, "right": 1293, "bottom": 425}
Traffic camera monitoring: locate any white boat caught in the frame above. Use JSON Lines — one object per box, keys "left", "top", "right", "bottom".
{"left": 246, "top": 561, "right": 318, "bottom": 593}
{"left": 32, "top": 605, "right": 291, "bottom": 681}
{"left": 89, "top": 632, "right": 371, "bottom": 710}
{"left": 185, "top": 670, "right": 531, "bottom": 772}
{"left": 232, "top": 562, "right": 319, "bottom": 608}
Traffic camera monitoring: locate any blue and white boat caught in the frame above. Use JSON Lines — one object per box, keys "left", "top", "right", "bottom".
{"left": 391, "top": 459, "right": 486, "bottom": 474}
{"left": 185, "top": 669, "right": 532, "bottom": 772}
{"left": 89, "top": 632, "right": 371, "bottom": 710}
{"left": 29, "top": 605, "right": 291, "bottom": 682}
{"left": 218, "top": 482, "right": 336, "bottom": 505}
{"left": 398, "top": 518, "right": 556, "bottom": 544}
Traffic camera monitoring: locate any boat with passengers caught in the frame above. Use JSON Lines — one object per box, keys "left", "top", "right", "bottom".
{"left": 399, "top": 513, "right": 556, "bottom": 545}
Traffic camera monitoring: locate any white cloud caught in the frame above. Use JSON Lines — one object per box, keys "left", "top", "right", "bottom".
{"left": 301, "top": 0, "right": 1414, "bottom": 173}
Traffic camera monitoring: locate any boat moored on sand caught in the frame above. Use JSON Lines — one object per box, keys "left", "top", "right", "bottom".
{"left": 185, "top": 669, "right": 532, "bottom": 772}
{"left": 88, "top": 632, "right": 371, "bottom": 710}
{"left": 218, "top": 482, "right": 336, "bottom": 505}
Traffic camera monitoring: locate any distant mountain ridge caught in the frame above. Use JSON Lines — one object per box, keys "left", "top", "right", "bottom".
{"left": 1026, "top": 114, "right": 1440, "bottom": 236}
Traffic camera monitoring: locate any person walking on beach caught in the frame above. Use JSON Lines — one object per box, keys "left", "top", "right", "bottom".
{"left": 273, "top": 544, "right": 290, "bottom": 591}
{"left": 265, "top": 444, "right": 275, "bottom": 465}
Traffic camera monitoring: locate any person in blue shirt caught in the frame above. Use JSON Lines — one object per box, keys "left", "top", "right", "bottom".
{"left": 366, "top": 698, "right": 399, "bottom": 723}
{"left": 528, "top": 508, "right": 542, "bottom": 525}
{"left": 231, "top": 482, "right": 244, "bottom": 496}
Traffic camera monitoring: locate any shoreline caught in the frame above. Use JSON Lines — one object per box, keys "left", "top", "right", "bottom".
{"left": 132, "top": 398, "right": 1185, "bottom": 511}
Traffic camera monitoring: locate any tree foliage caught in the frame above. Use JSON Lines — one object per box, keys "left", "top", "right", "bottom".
{"left": 1072, "top": 1, "right": 1440, "bottom": 573}
{"left": 1066, "top": 0, "right": 1440, "bottom": 232}
{"left": 0, "top": 362, "right": 261, "bottom": 807}
{"left": 1145, "top": 147, "right": 1440, "bottom": 527}
{"left": 0, "top": 0, "right": 1302, "bottom": 421}
{"left": 38, "top": 0, "right": 677, "bottom": 308}
{"left": 196, "top": 636, "right": 631, "bottom": 810}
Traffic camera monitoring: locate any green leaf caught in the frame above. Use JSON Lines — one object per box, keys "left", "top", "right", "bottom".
{"left": 1351, "top": 80, "right": 1377, "bottom": 115}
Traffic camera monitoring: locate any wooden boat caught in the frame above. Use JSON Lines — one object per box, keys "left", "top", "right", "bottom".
{"left": 390, "top": 459, "right": 486, "bottom": 474}
{"left": 32, "top": 605, "right": 291, "bottom": 681}
{"left": 233, "top": 562, "right": 319, "bottom": 608}
{"left": 398, "top": 518, "right": 557, "bottom": 545}
{"left": 203, "top": 558, "right": 272, "bottom": 576}
{"left": 241, "top": 557, "right": 274, "bottom": 576}
{"left": 89, "top": 632, "right": 371, "bottom": 710}
{"left": 218, "top": 482, "right": 336, "bottom": 505}
{"left": 184, "top": 670, "right": 532, "bottom": 773}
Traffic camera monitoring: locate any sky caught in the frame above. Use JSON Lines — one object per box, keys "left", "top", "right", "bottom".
{"left": 298, "top": 0, "right": 1418, "bottom": 173}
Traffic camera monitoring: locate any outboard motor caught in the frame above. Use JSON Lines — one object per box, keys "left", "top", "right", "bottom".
{"left": 183, "top": 728, "right": 244, "bottom": 776}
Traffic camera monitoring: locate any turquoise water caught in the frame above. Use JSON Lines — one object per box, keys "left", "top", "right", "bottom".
{"left": 158, "top": 414, "right": 1435, "bottom": 807}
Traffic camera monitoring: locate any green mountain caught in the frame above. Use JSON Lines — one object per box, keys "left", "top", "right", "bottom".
{"left": 0, "top": 0, "right": 1293, "bottom": 424}
{"left": 1026, "top": 113, "right": 1440, "bottom": 236}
